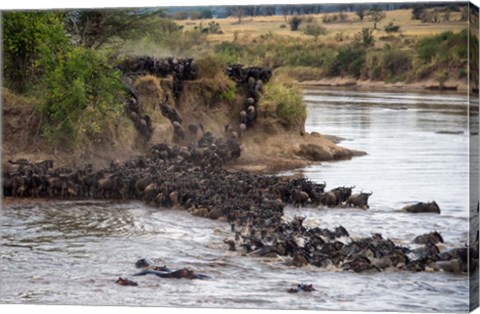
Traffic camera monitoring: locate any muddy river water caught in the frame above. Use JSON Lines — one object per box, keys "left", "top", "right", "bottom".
{"left": 0, "top": 88, "right": 474, "bottom": 312}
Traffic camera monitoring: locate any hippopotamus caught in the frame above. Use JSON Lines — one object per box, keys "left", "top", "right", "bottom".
{"left": 134, "top": 268, "right": 210, "bottom": 279}
{"left": 116, "top": 277, "right": 138, "bottom": 286}
{"left": 135, "top": 258, "right": 170, "bottom": 272}
{"left": 287, "top": 283, "right": 316, "bottom": 293}
{"left": 133, "top": 258, "right": 209, "bottom": 279}
{"left": 402, "top": 201, "right": 440, "bottom": 214}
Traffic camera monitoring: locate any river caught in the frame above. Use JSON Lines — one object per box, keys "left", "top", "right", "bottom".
{"left": 0, "top": 88, "right": 474, "bottom": 312}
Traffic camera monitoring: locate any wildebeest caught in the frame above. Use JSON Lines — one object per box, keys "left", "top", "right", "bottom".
{"left": 413, "top": 231, "right": 444, "bottom": 245}
{"left": 318, "top": 186, "right": 353, "bottom": 207}
{"left": 331, "top": 186, "right": 354, "bottom": 205}
{"left": 346, "top": 191, "right": 373, "bottom": 209}
{"left": 172, "top": 121, "right": 185, "bottom": 140}
{"left": 291, "top": 189, "right": 310, "bottom": 207}
{"left": 318, "top": 191, "right": 338, "bottom": 207}
{"left": 402, "top": 201, "right": 440, "bottom": 214}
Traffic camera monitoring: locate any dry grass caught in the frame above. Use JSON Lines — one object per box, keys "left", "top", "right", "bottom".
{"left": 178, "top": 9, "right": 467, "bottom": 44}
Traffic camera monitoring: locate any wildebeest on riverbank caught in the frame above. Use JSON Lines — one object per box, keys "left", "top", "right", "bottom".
{"left": 3, "top": 132, "right": 475, "bottom": 274}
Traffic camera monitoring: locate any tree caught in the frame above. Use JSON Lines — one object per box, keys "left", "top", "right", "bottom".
{"left": 2, "top": 11, "right": 67, "bottom": 92}
{"left": 64, "top": 9, "right": 166, "bottom": 49}
{"left": 226, "top": 6, "right": 245, "bottom": 23}
{"left": 200, "top": 8, "right": 214, "bottom": 19}
{"left": 261, "top": 5, "right": 277, "bottom": 16}
{"left": 191, "top": 11, "right": 201, "bottom": 20}
{"left": 355, "top": 5, "right": 366, "bottom": 20}
{"left": 366, "top": 7, "right": 386, "bottom": 29}
{"left": 303, "top": 22, "right": 327, "bottom": 39}
{"left": 172, "top": 11, "right": 189, "bottom": 20}
{"left": 244, "top": 6, "right": 262, "bottom": 17}
{"left": 288, "top": 15, "right": 303, "bottom": 31}
{"left": 412, "top": 5, "right": 426, "bottom": 20}
{"left": 355, "top": 28, "right": 375, "bottom": 46}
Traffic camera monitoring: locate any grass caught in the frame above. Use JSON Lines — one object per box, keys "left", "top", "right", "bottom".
{"left": 258, "top": 74, "right": 306, "bottom": 130}
{"left": 177, "top": 9, "right": 467, "bottom": 45}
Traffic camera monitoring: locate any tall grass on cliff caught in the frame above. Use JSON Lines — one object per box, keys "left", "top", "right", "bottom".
{"left": 258, "top": 74, "right": 306, "bottom": 130}
{"left": 191, "top": 54, "right": 237, "bottom": 105}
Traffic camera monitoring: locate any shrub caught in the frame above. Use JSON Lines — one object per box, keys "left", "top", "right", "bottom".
{"left": 2, "top": 12, "right": 67, "bottom": 93}
{"left": 259, "top": 76, "right": 306, "bottom": 129}
{"left": 384, "top": 22, "right": 400, "bottom": 33}
{"left": 40, "top": 47, "right": 125, "bottom": 146}
{"left": 417, "top": 29, "right": 468, "bottom": 63}
{"left": 200, "top": 8, "right": 214, "bottom": 19}
{"left": 195, "top": 21, "right": 223, "bottom": 34}
{"left": 288, "top": 15, "right": 303, "bottom": 31}
{"left": 354, "top": 28, "right": 375, "bottom": 47}
{"left": 381, "top": 49, "right": 412, "bottom": 80}
{"left": 191, "top": 11, "right": 201, "bottom": 20}
{"left": 195, "top": 54, "right": 229, "bottom": 79}
{"left": 173, "top": 11, "right": 189, "bottom": 20}
{"left": 303, "top": 22, "right": 327, "bottom": 39}
{"left": 329, "top": 44, "right": 366, "bottom": 78}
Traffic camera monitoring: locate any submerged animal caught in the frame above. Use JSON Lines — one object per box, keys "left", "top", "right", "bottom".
{"left": 287, "top": 283, "right": 316, "bottom": 293}
{"left": 402, "top": 201, "right": 440, "bottom": 214}
{"left": 133, "top": 268, "right": 210, "bottom": 279}
{"left": 116, "top": 277, "right": 138, "bottom": 286}
{"left": 135, "top": 258, "right": 170, "bottom": 272}
{"left": 133, "top": 258, "right": 209, "bottom": 279}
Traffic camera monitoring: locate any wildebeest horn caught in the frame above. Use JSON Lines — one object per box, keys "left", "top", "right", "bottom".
{"left": 350, "top": 185, "right": 355, "bottom": 189}
{"left": 368, "top": 191, "right": 373, "bottom": 195}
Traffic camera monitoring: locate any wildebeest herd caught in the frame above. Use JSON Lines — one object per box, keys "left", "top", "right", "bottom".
{"left": 227, "top": 64, "right": 273, "bottom": 133}
{"left": 120, "top": 57, "right": 199, "bottom": 140}
{"left": 120, "top": 58, "right": 274, "bottom": 141}
{"left": 118, "top": 56, "right": 197, "bottom": 99}
{"left": 3, "top": 130, "right": 477, "bottom": 275}
{"left": 2, "top": 58, "right": 477, "bottom": 279}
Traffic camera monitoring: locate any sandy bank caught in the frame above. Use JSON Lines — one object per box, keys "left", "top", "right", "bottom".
{"left": 298, "top": 77, "right": 468, "bottom": 93}
{"left": 226, "top": 129, "right": 365, "bottom": 174}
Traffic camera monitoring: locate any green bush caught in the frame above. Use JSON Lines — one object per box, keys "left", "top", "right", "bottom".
{"left": 417, "top": 29, "right": 468, "bottom": 63}
{"left": 381, "top": 49, "right": 412, "bottom": 80}
{"left": 355, "top": 28, "right": 375, "bottom": 47}
{"left": 303, "top": 22, "right": 327, "bottom": 38}
{"left": 329, "top": 44, "right": 366, "bottom": 78}
{"left": 259, "top": 78, "right": 306, "bottom": 129}
{"left": 288, "top": 15, "right": 303, "bottom": 31}
{"left": 40, "top": 47, "right": 124, "bottom": 145}
{"left": 2, "top": 12, "right": 67, "bottom": 93}
{"left": 384, "top": 22, "right": 400, "bottom": 33}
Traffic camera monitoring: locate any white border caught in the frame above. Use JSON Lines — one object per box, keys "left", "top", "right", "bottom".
{"left": 0, "top": 1, "right": 479, "bottom": 314}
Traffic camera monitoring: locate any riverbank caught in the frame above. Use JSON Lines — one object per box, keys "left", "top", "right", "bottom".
{"left": 298, "top": 77, "right": 469, "bottom": 92}
{"left": 2, "top": 62, "right": 363, "bottom": 174}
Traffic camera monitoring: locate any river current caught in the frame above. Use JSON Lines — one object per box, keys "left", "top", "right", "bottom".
{"left": 0, "top": 88, "right": 474, "bottom": 312}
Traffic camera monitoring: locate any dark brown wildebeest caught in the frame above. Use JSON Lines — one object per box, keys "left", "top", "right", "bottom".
{"left": 346, "top": 191, "right": 373, "bottom": 209}
{"left": 318, "top": 191, "right": 338, "bottom": 207}
{"left": 402, "top": 201, "right": 440, "bottom": 214}
{"left": 291, "top": 189, "right": 310, "bottom": 207}
{"left": 331, "top": 186, "right": 355, "bottom": 205}
{"left": 413, "top": 231, "right": 444, "bottom": 245}
{"left": 97, "top": 175, "right": 124, "bottom": 199}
